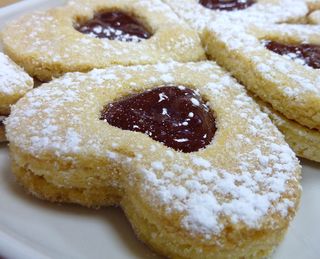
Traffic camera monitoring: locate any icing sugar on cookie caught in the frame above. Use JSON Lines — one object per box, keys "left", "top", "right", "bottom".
{"left": 254, "top": 95, "right": 320, "bottom": 163}
{"left": 0, "top": 53, "right": 33, "bottom": 110}
{"left": 0, "top": 52, "right": 33, "bottom": 142}
{"left": 203, "top": 12, "right": 320, "bottom": 161}
{"left": 1, "top": 0, "right": 205, "bottom": 81}
{"left": 204, "top": 20, "right": 320, "bottom": 129}
{"left": 6, "top": 62, "right": 301, "bottom": 258}
{"left": 163, "top": 0, "right": 308, "bottom": 34}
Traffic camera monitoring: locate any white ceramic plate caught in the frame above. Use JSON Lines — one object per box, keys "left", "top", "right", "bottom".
{"left": 0, "top": 1, "right": 319, "bottom": 258}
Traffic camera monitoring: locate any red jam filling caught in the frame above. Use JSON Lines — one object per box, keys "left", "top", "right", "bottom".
{"left": 76, "top": 11, "right": 151, "bottom": 42}
{"left": 265, "top": 41, "right": 320, "bottom": 69}
{"left": 100, "top": 86, "right": 216, "bottom": 153}
{"left": 199, "top": 0, "right": 255, "bottom": 11}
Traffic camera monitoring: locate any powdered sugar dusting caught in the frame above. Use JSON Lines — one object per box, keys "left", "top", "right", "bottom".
{"left": 163, "top": 0, "right": 308, "bottom": 34}
{"left": 258, "top": 97, "right": 320, "bottom": 162}
{"left": 0, "top": 53, "right": 33, "bottom": 96}
{"left": 1, "top": 0, "right": 204, "bottom": 80}
{"left": 204, "top": 18, "right": 320, "bottom": 129}
{"left": 81, "top": 26, "right": 146, "bottom": 43}
{"left": 136, "top": 77, "right": 300, "bottom": 236}
{"left": 6, "top": 62, "right": 300, "bottom": 238}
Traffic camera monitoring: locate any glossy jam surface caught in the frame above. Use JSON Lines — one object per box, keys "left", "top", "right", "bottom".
{"left": 265, "top": 41, "right": 320, "bottom": 69}
{"left": 101, "top": 86, "right": 216, "bottom": 153}
{"left": 76, "top": 11, "right": 151, "bottom": 42}
{"left": 199, "top": 0, "right": 255, "bottom": 11}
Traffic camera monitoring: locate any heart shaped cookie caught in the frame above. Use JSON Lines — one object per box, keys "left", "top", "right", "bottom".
{"left": 163, "top": 0, "right": 308, "bottom": 35}
{"left": 6, "top": 62, "right": 301, "bottom": 258}
{"left": 204, "top": 21, "right": 320, "bottom": 128}
{"left": 1, "top": 0, "right": 205, "bottom": 81}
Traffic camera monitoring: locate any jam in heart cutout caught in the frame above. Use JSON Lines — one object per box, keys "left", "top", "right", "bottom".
{"left": 76, "top": 11, "right": 152, "bottom": 42}
{"left": 199, "top": 0, "right": 255, "bottom": 11}
{"left": 265, "top": 41, "right": 320, "bottom": 69}
{"left": 101, "top": 86, "right": 216, "bottom": 153}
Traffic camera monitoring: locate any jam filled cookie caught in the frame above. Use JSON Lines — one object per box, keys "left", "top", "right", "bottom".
{"left": 6, "top": 62, "right": 301, "bottom": 258}
{"left": 163, "top": 0, "right": 308, "bottom": 35}
{"left": 204, "top": 22, "right": 320, "bottom": 131}
{"left": 1, "top": 0, "right": 205, "bottom": 81}
{"left": 255, "top": 96, "right": 320, "bottom": 163}
{"left": 0, "top": 52, "right": 33, "bottom": 142}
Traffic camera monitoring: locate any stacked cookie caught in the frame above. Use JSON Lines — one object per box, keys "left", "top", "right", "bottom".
{"left": 0, "top": 53, "right": 33, "bottom": 142}
{"left": 203, "top": 16, "right": 320, "bottom": 162}
{"left": 163, "top": 0, "right": 308, "bottom": 35}
{"left": 1, "top": 0, "right": 318, "bottom": 258}
{"left": 1, "top": 0, "right": 205, "bottom": 81}
{"left": 0, "top": 0, "right": 205, "bottom": 140}
{"left": 165, "top": 0, "right": 320, "bottom": 162}
{"left": 6, "top": 62, "right": 301, "bottom": 259}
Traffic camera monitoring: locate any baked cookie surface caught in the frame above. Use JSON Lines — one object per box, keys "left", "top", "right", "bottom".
{"left": 1, "top": 0, "right": 205, "bottom": 81}
{"left": 163, "top": 0, "right": 308, "bottom": 34}
{"left": 255, "top": 96, "right": 320, "bottom": 163}
{"left": 6, "top": 62, "right": 301, "bottom": 258}
{"left": 0, "top": 52, "right": 33, "bottom": 115}
{"left": 0, "top": 52, "right": 33, "bottom": 142}
{"left": 204, "top": 21, "right": 320, "bottom": 130}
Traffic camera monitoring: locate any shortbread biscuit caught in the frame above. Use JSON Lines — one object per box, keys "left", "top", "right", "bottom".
{"left": 0, "top": 52, "right": 33, "bottom": 115}
{"left": 6, "top": 62, "right": 301, "bottom": 258}
{"left": 12, "top": 162, "right": 122, "bottom": 207}
{"left": 163, "top": 0, "right": 308, "bottom": 34}
{"left": 204, "top": 22, "right": 320, "bottom": 130}
{"left": 1, "top": 0, "right": 205, "bottom": 81}
{"left": 0, "top": 52, "right": 33, "bottom": 142}
{"left": 254, "top": 96, "right": 320, "bottom": 163}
